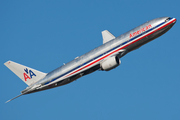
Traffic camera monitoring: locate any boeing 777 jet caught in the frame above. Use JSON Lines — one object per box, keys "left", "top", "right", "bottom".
{"left": 4, "top": 17, "right": 176, "bottom": 103}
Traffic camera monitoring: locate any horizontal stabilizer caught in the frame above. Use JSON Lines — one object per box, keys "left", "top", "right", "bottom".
{"left": 102, "top": 30, "right": 115, "bottom": 44}
{"left": 5, "top": 94, "right": 23, "bottom": 103}
{"left": 4, "top": 61, "right": 47, "bottom": 86}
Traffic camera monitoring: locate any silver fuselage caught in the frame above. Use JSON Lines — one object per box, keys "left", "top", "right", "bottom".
{"left": 22, "top": 17, "right": 176, "bottom": 94}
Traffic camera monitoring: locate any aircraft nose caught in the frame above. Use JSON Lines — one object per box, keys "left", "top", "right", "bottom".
{"left": 173, "top": 18, "right": 177, "bottom": 23}
{"left": 168, "top": 17, "right": 177, "bottom": 25}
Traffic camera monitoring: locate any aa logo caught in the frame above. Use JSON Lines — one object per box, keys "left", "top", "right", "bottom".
{"left": 23, "top": 68, "right": 36, "bottom": 81}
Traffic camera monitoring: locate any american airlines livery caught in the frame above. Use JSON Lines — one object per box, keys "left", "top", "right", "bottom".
{"left": 4, "top": 17, "right": 176, "bottom": 103}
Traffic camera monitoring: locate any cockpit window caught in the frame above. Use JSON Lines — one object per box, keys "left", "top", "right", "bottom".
{"left": 165, "top": 17, "right": 171, "bottom": 22}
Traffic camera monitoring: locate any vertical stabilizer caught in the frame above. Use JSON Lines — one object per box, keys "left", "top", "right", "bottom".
{"left": 4, "top": 61, "right": 47, "bottom": 86}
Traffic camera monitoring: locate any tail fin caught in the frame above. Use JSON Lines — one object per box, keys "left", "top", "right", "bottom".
{"left": 4, "top": 60, "right": 47, "bottom": 86}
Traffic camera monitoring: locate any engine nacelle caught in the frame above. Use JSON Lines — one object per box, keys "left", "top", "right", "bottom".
{"left": 100, "top": 56, "right": 121, "bottom": 71}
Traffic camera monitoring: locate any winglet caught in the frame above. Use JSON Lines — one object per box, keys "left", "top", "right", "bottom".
{"left": 5, "top": 94, "right": 23, "bottom": 103}
{"left": 102, "top": 30, "right": 115, "bottom": 44}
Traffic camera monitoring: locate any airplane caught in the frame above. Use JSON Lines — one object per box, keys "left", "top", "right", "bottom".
{"left": 4, "top": 17, "right": 176, "bottom": 103}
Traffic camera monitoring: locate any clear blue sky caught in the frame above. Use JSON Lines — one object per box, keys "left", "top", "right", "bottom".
{"left": 1, "top": 0, "right": 180, "bottom": 120}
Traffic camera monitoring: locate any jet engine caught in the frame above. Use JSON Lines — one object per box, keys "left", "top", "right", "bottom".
{"left": 100, "top": 56, "right": 121, "bottom": 71}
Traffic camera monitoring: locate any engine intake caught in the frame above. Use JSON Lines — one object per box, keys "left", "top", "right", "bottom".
{"left": 100, "top": 56, "right": 121, "bottom": 71}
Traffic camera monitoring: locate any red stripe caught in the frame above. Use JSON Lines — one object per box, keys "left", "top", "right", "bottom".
{"left": 65, "top": 18, "right": 176, "bottom": 78}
